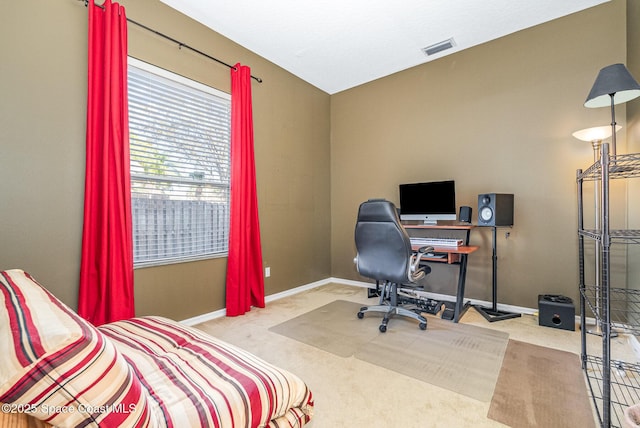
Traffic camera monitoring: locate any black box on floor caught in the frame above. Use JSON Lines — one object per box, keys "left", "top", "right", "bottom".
{"left": 538, "top": 294, "right": 575, "bottom": 331}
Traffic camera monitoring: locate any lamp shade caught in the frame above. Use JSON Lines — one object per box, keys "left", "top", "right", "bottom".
{"left": 572, "top": 125, "right": 621, "bottom": 142}
{"left": 584, "top": 63, "right": 640, "bottom": 108}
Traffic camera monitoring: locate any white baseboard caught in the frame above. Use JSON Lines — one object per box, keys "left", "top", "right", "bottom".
{"left": 182, "top": 276, "right": 601, "bottom": 333}
{"left": 181, "top": 308, "right": 228, "bottom": 326}
{"left": 332, "top": 277, "right": 538, "bottom": 316}
{"left": 265, "top": 277, "right": 335, "bottom": 303}
{"left": 181, "top": 276, "right": 542, "bottom": 326}
{"left": 180, "top": 278, "right": 334, "bottom": 326}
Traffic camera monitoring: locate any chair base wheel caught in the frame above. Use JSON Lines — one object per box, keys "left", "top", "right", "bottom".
{"left": 357, "top": 312, "right": 364, "bottom": 319}
{"left": 419, "top": 322, "right": 427, "bottom": 330}
{"left": 379, "top": 324, "right": 387, "bottom": 333}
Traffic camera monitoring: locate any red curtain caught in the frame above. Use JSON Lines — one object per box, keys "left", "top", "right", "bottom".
{"left": 78, "top": 0, "right": 134, "bottom": 326}
{"left": 225, "top": 64, "right": 265, "bottom": 316}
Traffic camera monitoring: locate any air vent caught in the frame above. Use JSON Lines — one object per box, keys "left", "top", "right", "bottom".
{"left": 422, "top": 38, "right": 456, "bottom": 56}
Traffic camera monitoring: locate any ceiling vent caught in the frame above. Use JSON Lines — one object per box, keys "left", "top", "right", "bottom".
{"left": 422, "top": 38, "right": 456, "bottom": 56}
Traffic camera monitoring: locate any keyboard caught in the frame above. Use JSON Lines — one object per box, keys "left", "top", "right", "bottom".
{"left": 410, "top": 237, "right": 464, "bottom": 247}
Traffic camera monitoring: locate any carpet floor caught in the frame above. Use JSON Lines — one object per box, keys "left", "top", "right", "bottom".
{"left": 270, "top": 299, "right": 509, "bottom": 401}
{"left": 194, "top": 283, "right": 636, "bottom": 427}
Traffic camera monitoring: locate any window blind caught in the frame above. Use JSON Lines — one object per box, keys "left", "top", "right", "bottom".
{"left": 127, "top": 58, "right": 231, "bottom": 267}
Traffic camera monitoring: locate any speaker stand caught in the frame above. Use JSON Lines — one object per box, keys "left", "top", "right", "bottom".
{"left": 474, "top": 226, "right": 521, "bottom": 322}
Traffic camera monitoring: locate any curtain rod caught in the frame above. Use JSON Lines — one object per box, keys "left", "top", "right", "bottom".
{"left": 81, "top": 0, "right": 262, "bottom": 83}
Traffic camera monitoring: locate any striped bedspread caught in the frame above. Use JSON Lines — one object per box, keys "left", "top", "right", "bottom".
{"left": 0, "top": 269, "right": 313, "bottom": 428}
{"left": 98, "top": 317, "right": 314, "bottom": 428}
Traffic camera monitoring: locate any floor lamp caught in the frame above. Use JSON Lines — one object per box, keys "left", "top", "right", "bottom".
{"left": 584, "top": 63, "right": 640, "bottom": 156}
{"left": 572, "top": 125, "right": 620, "bottom": 336}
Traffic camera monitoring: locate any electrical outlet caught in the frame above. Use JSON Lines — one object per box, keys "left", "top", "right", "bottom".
{"left": 265, "top": 267, "right": 271, "bottom": 277}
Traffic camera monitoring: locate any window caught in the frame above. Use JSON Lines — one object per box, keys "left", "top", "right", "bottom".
{"left": 127, "top": 57, "right": 231, "bottom": 267}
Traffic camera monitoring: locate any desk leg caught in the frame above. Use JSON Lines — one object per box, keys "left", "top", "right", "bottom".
{"left": 450, "top": 228, "right": 473, "bottom": 323}
{"left": 453, "top": 254, "right": 472, "bottom": 323}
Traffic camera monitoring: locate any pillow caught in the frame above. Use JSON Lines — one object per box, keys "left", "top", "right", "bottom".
{"left": 0, "top": 269, "right": 154, "bottom": 427}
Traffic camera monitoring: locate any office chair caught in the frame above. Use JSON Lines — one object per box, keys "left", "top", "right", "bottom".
{"left": 354, "top": 199, "right": 433, "bottom": 332}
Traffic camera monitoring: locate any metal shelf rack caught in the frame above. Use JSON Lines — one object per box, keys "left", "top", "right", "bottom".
{"left": 583, "top": 355, "right": 640, "bottom": 427}
{"left": 577, "top": 143, "right": 640, "bottom": 427}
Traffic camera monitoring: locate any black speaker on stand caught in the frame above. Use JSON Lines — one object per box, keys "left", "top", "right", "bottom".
{"left": 474, "top": 194, "right": 521, "bottom": 322}
{"left": 477, "top": 193, "right": 514, "bottom": 227}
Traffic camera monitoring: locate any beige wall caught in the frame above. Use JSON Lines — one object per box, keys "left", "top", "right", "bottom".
{"left": 330, "top": 0, "right": 632, "bottom": 309}
{"left": 1, "top": 0, "right": 331, "bottom": 320}
{"left": 2, "top": 0, "right": 637, "bottom": 320}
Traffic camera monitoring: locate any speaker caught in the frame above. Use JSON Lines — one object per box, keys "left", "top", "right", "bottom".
{"left": 477, "top": 193, "right": 514, "bottom": 226}
{"left": 538, "top": 294, "right": 575, "bottom": 331}
{"left": 459, "top": 206, "right": 472, "bottom": 223}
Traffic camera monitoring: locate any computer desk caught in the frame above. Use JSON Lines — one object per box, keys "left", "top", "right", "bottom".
{"left": 404, "top": 223, "right": 478, "bottom": 322}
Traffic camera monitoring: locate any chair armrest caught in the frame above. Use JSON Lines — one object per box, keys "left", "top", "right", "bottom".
{"left": 409, "top": 246, "right": 434, "bottom": 276}
{"left": 414, "top": 246, "right": 434, "bottom": 265}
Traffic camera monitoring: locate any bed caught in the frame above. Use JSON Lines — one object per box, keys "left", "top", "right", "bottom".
{"left": 0, "top": 269, "right": 313, "bottom": 427}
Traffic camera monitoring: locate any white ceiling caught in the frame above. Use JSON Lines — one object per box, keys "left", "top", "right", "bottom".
{"left": 159, "top": 0, "right": 609, "bottom": 94}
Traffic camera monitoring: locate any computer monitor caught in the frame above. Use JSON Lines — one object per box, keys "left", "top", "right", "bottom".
{"left": 399, "top": 180, "right": 456, "bottom": 224}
